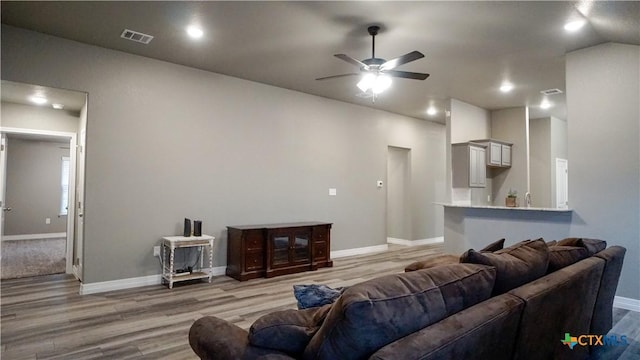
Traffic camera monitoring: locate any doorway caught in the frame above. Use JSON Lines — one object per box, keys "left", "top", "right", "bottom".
{"left": 386, "top": 146, "right": 412, "bottom": 242}
{"left": 1, "top": 80, "right": 87, "bottom": 280}
{"left": 1, "top": 130, "right": 77, "bottom": 278}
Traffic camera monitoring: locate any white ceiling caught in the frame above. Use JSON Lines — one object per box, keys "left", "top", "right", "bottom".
{"left": 1, "top": 1, "right": 638, "bottom": 124}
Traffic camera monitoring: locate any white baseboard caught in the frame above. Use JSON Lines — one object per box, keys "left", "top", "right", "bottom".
{"left": 387, "top": 236, "right": 444, "bottom": 246}
{"left": 330, "top": 244, "right": 389, "bottom": 259}
{"left": 80, "top": 243, "right": 405, "bottom": 295}
{"left": 2, "top": 232, "right": 66, "bottom": 241}
{"left": 79, "top": 266, "right": 227, "bottom": 295}
{"left": 614, "top": 296, "right": 640, "bottom": 312}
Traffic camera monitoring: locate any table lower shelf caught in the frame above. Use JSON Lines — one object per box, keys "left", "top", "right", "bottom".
{"left": 162, "top": 271, "right": 212, "bottom": 288}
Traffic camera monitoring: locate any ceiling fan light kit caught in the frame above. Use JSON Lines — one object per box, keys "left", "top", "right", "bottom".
{"left": 317, "top": 25, "right": 429, "bottom": 102}
{"left": 357, "top": 73, "right": 392, "bottom": 94}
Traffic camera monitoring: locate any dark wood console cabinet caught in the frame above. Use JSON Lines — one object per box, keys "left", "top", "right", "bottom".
{"left": 226, "top": 222, "right": 332, "bottom": 281}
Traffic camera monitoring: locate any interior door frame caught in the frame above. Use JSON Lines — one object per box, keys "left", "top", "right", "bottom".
{"left": 0, "top": 126, "right": 77, "bottom": 274}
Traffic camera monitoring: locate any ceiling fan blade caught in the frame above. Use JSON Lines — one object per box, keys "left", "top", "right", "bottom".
{"left": 384, "top": 70, "right": 430, "bottom": 80}
{"left": 315, "top": 73, "right": 360, "bottom": 81}
{"left": 334, "top": 54, "right": 370, "bottom": 70}
{"left": 380, "top": 51, "right": 425, "bottom": 71}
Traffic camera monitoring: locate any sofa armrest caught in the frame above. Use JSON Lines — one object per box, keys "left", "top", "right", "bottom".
{"left": 591, "top": 246, "right": 626, "bottom": 335}
{"left": 189, "top": 316, "right": 250, "bottom": 360}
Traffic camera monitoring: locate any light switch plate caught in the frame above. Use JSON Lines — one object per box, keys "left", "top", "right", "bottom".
{"left": 377, "top": 180, "right": 383, "bottom": 188}
{"left": 329, "top": 188, "right": 337, "bottom": 196}
{"left": 153, "top": 246, "right": 160, "bottom": 257}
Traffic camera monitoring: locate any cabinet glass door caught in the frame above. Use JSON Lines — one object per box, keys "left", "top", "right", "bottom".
{"left": 292, "top": 233, "right": 309, "bottom": 263}
{"left": 272, "top": 235, "right": 289, "bottom": 265}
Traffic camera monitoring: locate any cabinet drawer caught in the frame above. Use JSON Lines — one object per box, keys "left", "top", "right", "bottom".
{"left": 314, "top": 241, "right": 328, "bottom": 260}
{"left": 245, "top": 251, "right": 264, "bottom": 271}
{"left": 313, "top": 227, "right": 328, "bottom": 241}
{"left": 244, "top": 230, "right": 264, "bottom": 251}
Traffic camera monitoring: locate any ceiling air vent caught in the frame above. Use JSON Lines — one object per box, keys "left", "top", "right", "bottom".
{"left": 120, "top": 29, "right": 154, "bottom": 44}
{"left": 540, "top": 88, "right": 563, "bottom": 96}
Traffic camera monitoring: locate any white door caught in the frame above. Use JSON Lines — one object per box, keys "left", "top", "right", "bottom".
{"left": 0, "top": 134, "right": 7, "bottom": 238}
{"left": 556, "top": 158, "right": 569, "bottom": 209}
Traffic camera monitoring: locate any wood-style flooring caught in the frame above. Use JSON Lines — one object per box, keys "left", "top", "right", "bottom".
{"left": 1, "top": 243, "right": 638, "bottom": 360}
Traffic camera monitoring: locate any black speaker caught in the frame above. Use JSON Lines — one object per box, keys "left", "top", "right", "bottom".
{"left": 194, "top": 220, "right": 202, "bottom": 236}
{"left": 183, "top": 218, "right": 192, "bottom": 237}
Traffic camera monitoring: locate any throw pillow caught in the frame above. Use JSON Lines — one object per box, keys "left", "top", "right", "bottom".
{"left": 304, "top": 263, "right": 496, "bottom": 360}
{"left": 404, "top": 254, "right": 459, "bottom": 272}
{"left": 293, "top": 284, "right": 344, "bottom": 310}
{"left": 249, "top": 304, "right": 331, "bottom": 356}
{"left": 480, "top": 238, "right": 506, "bottom": 252}
{"left": 547, "top": 246, "right": 590, "bottom": 273}
{"left": 460, "top": 238, "right": 549, "bottom": 295}
{"left": 557, "top": 237, "right": 607, "bottom": 255}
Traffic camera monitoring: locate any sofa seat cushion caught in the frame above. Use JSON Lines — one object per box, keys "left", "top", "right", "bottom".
{"left": 557, "top": 237, "right": 607, "bottom": 255}
{"left": 547, "top": 246, "right": 590, "bottom": 273}
{"left": 249, "top": 304, "right": 331, "bottom": 356}
{"left": 404, "top": 254, "right": 459, "bottom": 272}
{"left": 303, "top": 263, "right": 496, "bottom": 360}
{"left": 461, "top": 238, "right": 549, "bottom": 295}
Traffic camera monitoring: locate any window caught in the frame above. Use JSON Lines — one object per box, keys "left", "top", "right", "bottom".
{"left": 60, "top": 156, "right": 70, "bottom": 216}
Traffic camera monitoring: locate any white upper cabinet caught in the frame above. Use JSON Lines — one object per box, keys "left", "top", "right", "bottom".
{"left": 452, "top": 142, "right": 486, "bottom": 188}
{"left": 471, "top": 139, "right": 512, "bottom": 168}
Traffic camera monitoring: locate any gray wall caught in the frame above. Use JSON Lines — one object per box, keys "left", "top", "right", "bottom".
{"left": 490, "top": 107, "right": 529, "bottom": 205}
{"left": 530, "top": 117, "right": 551, "bottom": 207}
{"left": 4, "top": 137, "right": 69, "bottom": 235}
{"left": 550, "top": 116, "right": 568, "bottom": 207}
{"left": 446, "top": 98, "right": 492, "bottom": 205}
{"left": 386, "top": 146, "right": 411, "bottom": 240}
{"left": 1, "top": 25, "right": 446, "bottom": 283}
{"left": 566, "top": 43, "right": 639, "bottom": 300}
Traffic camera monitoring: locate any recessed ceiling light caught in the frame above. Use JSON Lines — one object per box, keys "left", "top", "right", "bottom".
{"left": 52, "top": 103, "right": 64, "bottom": 110}
{"left": 426, "top": 107, "right": 438, "bottom": 116}
{"left": 564, "top": 19, "right": 586, "bottom": 32}
{"left": 186, "top": 26, "right": 204, "bottom": 39}
{"left": 29, "top": 96, "right": 47, "bottom": 105}
{"left": 500, "top": 82, "right": 514, "bottom": 93}
{"left": 540, "top": 100, "right": 552, "bottom": 109}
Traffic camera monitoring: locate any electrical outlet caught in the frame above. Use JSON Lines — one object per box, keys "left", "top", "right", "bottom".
{"left": 45, "top": 218, "right": 51, "bottom": 225}
{"left": 153, "top": 246, "right": 160, "bottom": 257}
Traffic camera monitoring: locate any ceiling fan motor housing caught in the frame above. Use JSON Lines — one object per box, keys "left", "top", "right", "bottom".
{"left": 363, "top": 58, "right": 386, "bottom": 67}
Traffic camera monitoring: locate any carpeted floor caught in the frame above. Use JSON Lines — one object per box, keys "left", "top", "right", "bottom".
{"left": 1, "top": 238, "right": 66, "bottom": 279}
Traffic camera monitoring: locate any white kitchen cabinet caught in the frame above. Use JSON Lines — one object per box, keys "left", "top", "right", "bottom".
{"left": 501, "top": 144, "right": 511, "bottom": 166}
{"left": 452, "top": 142, "right": 486, "bottom": 188}
{"left": 471, "top": 139, "right": 512, "bottom": 168}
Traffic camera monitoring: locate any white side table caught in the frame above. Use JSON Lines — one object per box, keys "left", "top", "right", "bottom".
{"left": 161, "top": 235, "right": 215, "bottom": 289}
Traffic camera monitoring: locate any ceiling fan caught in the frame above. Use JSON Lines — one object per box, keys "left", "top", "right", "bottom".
{"left": 316, "top": 25, "right": 429, "bottom": 101}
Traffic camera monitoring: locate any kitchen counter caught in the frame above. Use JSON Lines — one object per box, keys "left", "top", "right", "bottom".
{"left": 437, "top": 203, "right": 572, "bottom": 212}
{"left": 438, "top": 203, "right": 574, "bottom": 254}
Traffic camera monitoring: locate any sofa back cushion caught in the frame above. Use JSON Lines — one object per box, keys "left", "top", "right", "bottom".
{"left": 249, "top": 304, "right": 331, "bottom": 356}
{"left": 460, "top": 238, "right": 549, "bottom": 295}
{"left": 557, "top": 237, "right": 607, "bottom": 255}
{"left": 303, "top": 263, "right": 496, "bottom": 360}
{"left": 404, "top": 254, "right": 459, "bottom": 272}
{"left": 547, "top": 246, "right": 590, "bottom": 273}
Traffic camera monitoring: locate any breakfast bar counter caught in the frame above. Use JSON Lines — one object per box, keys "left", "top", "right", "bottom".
{"left": 437, "top": 203, "right": 573, "bottom": 254}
